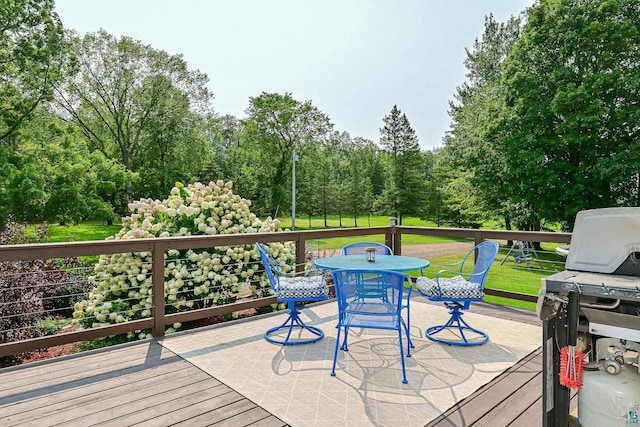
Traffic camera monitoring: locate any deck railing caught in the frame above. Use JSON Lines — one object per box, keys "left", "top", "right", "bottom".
{"left": 0, "top": 224, "right": 571, "bottom": 358}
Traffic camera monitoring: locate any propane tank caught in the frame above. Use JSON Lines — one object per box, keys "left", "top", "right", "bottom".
{"left": 578, "top": 339, "right": 640, "bottom": 427}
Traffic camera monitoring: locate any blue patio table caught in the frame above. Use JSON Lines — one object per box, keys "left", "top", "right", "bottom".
{"left": 314, "top": 254, "right": 429, "bottom": 274}
{"left": 315, "top": 254, "right": 428, "bottom": 349}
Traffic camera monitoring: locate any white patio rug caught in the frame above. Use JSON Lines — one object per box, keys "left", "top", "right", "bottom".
{"left": 160, "top": 300, "right": 541, "bottom": 427}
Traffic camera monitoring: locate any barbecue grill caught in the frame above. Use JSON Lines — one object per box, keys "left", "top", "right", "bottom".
{"left": 537, "top": 207, "right": 640, "bottom": 427}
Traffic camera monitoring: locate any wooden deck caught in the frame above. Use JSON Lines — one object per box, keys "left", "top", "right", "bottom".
{"left": 0, "top": 341, "right": 286, "bottom": 426}
{"left": 0, "top": 303, "right": 561, "bottom": 427}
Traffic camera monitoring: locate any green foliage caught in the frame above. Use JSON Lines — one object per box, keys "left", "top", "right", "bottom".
{"left": 379, "top": 105, "right": 426, "bottom": 223}
{"left": 0, "top": 110, "right": 136, "bottom": 224}
{"left": 57, "top": 29, "right": 214, "bottom": 200}
{"left": 0, "top": 0, "right": 66, "bottom": 143}
{"left": 7, "top": 0, "right": 636, "bottom": 237}
{"left": 443, "top": 14, "right": 524, "bottom": 228}
{"left": 501, "top": 0, "right": 640, "bottom": 227}
{"left": 241, "top": 92, "right": 334, "bottom": 217}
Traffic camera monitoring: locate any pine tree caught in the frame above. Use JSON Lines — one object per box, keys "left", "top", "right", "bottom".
{"left": 379, "top": 105, "right": 426, "bottom": 224}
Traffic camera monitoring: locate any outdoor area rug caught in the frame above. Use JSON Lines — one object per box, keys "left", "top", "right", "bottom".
{"left": 160, "top": 300, "right": 541, "bottom": 427}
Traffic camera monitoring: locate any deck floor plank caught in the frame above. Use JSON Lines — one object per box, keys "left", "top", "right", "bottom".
{"left": 0, "top": 340, "right": 283, "bottom": 427}
{"left": 0, "top": 342, "right": 176, "bottom": 396}
{"left": 474, "top": 372, "right": 542, "bottom": 426}
{"left": 3, "top": 353, "right": 194, "bottom": 422}
{"left": 31, "top": 369, "right": 216, "bottom": 425}
{"left": 426, "top": 349, "right": 542, "bottom": 426}
{"left": 170, "top": 399, "right": 262, "bottom": 426}
{"left": 88, "top": 384, "right": 244, "bottom": 426}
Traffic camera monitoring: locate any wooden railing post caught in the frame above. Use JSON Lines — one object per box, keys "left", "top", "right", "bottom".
{"left": 474, "top": 231, "right": 485, "bottom": 262}
{"left": 295, "top": 234, "right": 306, "bottom": 272}
{"left": 152, "top": 241, "right": 167, "bottom": 338}
{"left": 388, "top": 217, "right": 400, "bottom": 255}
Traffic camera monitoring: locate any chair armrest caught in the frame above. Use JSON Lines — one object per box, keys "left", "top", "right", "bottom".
{"left": 283, "top": 268, "right": 325, "bottom": 279}
{"left": 434, "top": 269, "right": 464, "bottom": 281}
{"left": 464, "top": 269, "right": 490, "bottom": 282}
{"left": 406, "top": 279, "right": 413, "bottom": 299}
{"left": 440, "top": 260, "right": 464, "bottom": 269}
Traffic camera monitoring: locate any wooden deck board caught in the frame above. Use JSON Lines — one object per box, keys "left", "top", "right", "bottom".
{"left": 0, "top": 303, "right": 550, "bottom": 427}
{"left": 5, "top": 368, "right": 203, "bottom": 424}
{"left": 424, "top": 302, "right": 545, "bottom": 427}
{"left": 0, "top": 342, "right": 176, "bottom": 395}
{"left": 0, "top": 340, "right": 285, "bottom": 427}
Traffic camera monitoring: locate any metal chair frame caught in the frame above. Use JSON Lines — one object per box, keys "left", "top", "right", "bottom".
{"left": 331, "top": 268, "right": 412, "bottom": 383}
{"left": 341, "top": 241, "right": 393, "bottom": 256}
{"left": 256, "top": 243, "right": 329, "bottom": 345}
{"left": 416, "top": 241, "right": 500, "bottom": 346}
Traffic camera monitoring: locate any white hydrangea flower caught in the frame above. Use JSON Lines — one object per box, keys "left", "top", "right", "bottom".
{"left": 76, "top": 181, "right": 296, "bottom": 337}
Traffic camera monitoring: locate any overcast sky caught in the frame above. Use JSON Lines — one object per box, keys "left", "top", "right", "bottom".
{"left": 54, "top": 0, "right": 534, "bottom": 150}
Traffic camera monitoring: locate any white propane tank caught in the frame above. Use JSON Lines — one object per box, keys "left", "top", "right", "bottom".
{"left": 579, "top": 363, "right": 640, "bottom": 426}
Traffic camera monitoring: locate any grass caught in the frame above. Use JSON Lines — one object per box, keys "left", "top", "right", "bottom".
{"left": 281, "top": 214, "right": 435, "bottom": 229}
{"left": 44, "top": 215, "right": 466, "bottom": 246}
{"left": 283, "top": 215, "right": 471, "bottom": 251}
{"left": 48, "top": 221, "right": 121, "bottom": 243}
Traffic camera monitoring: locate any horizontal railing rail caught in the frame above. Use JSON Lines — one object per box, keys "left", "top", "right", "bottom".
{"left": 0, "top": 224, "right": 571, "bottom": 358}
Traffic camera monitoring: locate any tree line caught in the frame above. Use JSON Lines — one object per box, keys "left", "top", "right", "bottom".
{"left": 1, "top": 0, "right": 638, "bottom": 232}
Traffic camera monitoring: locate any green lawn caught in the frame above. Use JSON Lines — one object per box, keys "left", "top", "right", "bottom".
{"left": 48, "top": 221, "right": 122, "bottom": 242}
{"left": 281, "top": 215, "right": 437, "bottom": 230}
{"left": 45, "top": 215, "right": 464, "bottom": 246}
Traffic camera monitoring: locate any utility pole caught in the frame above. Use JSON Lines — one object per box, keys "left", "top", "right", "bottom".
{"left": 291, "top": 149, "right": 299, "bottom": 230}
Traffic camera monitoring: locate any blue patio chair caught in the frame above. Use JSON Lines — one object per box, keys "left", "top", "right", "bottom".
{"left": 415, "top": 241, "right": 500, "bottom": 346}
{"left": 255, "top": 243, "right": 329, "bottom": 345}
{"left": 341, "top": 241, "right": 393, "bottom": 255}
{"left": 331, "top": 268, "right": 412, "bottom": 383}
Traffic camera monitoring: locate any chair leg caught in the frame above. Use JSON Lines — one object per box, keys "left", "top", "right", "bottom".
{"left": 425, "top": 303, "right": 489, "bottom": 346}
{"left": 398, "top": 328, "right": 408, "bottom": 384}
{"left": 403, "top": 305, "right": 415, "bottom": 350}
{"left": 401, "top": 318, "right": 413, "bottom": 357}
{"left": 264, "top": 301, "right": 324, "bottom": 345}
{"left": 331, "top": 324, "right": 342, "bottom": 377}
{"left": 341, "top": 326, "right": 350, "bottom": 351}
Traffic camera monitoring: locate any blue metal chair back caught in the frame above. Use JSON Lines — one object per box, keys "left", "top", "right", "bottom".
{"left": 330, "top": 268, "right": 412, "bottom": 383}
{"left": 256, "top": 242, "right": 281, "bottom": 292}
{"left": 464, "top": 241, "right": 500, "bottom": 286}
{"left": 333, "top": 269, "right": 406, "bottom": 313}
{"left": 341, "top": 241, "right": 393, "bottom": 256}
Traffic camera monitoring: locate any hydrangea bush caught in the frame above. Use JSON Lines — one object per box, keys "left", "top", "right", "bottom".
{"left": 72, "top": 181, "right": 295, "bottom": 338}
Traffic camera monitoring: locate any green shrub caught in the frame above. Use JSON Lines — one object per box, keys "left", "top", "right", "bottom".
{"left": 72, "top": 181, "right": 296, "bottom": 339}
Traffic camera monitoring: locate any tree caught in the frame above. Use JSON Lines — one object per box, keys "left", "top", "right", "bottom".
{"left": 379, "top": 105, "right": 425, "bottom": 224}
{"left": 3, "top": 107, "right": 136, "bottom": 224}
{"left": 241, "top": 92, "right": 333, "bottom": 217}
{"left": 0, "top": 0, "right": 66, "bottom": 143}
{"left": 432, "top": 149, "right": 486, "bottom": 228}
{"left": 501, "top": 0, "right": 640, "bottom": 228}
{"left": 314, "top": 143, "right": 338, "bottom": 227}
{"left": 55, "top": 29, "right": 213, "bottom": 199}
{"left": 444, "top": 14, "right": 524, "bottom": 228}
